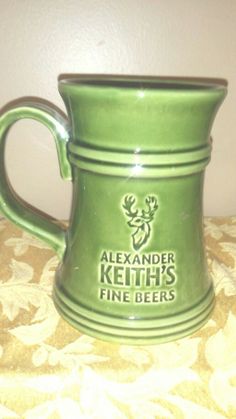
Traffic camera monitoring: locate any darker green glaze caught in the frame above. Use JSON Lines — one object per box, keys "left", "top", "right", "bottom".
{"left": 0, "top": 77, "right": 227, "bottom": 344}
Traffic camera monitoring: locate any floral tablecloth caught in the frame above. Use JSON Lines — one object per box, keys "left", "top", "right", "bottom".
{"left": 0, "top": 217, "right": 235, "bottom": 419}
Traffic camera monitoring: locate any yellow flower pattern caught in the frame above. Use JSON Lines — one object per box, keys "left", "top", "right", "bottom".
{"left": 0, "top": 217, "right": 235, "bottom": 418}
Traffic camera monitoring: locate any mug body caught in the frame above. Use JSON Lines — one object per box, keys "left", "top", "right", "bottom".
{"left": 53, "top": 77, "right": 226, "bottom": 344}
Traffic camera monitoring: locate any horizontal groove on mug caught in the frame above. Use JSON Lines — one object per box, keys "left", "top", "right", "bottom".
{"left": 68, "top": 142, "right": 211, "bottom": 167}
{"left": 68, "top": 153, "right": 210, "bottom": 169}
{"left": 69, "top": 139, "right": 212, "bottom": 155}
{"left": 54, "top": 283, "right": 213, "bottom": 324}
{"left": 68, "top": 155, "right": 209, "bottom": 177}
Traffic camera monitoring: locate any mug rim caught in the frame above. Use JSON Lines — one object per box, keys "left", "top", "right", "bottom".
{"left": 58, "top": 75, "right": 227, "bottom": 93}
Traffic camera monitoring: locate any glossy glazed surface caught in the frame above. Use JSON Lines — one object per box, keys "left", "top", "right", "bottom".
{"left": 0, "top": 77, "right": 227, "bottom": 343}
{"left": 0, "top": 102, "right": 71, "bottom": 258}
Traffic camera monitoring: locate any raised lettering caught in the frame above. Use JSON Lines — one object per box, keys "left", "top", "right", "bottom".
{"left": 168, "top": 289, "right": 176, "bottom": 301}
{"left": 100, "top": 264, "right": 112, "bottom": 284}
{"left": 132, "top": 254, "right": 141, "bottom": 265}
{"left": 160, "top": 290, "right": 168, "bottom": 302}
{"left": 131, "top": 267, "right": 145, "bottom": 286}
{"left": 114, "top": 266, "right": 124, "bottom": 285}
{"left": 100, "top": 251, "right": 109, "bottom": 263}
{"left": 108, "top": 252, "right": 116, "bottom": 263}
{"left": 146, "top": 267, "right": 161, "bottom": 286}
{"left": 123, "top": 253, "right": 132, "bottom": 264}
{"left": 135, "top": 292, "right": 142, "bottom": 303}
{"left": 125, "top": 266, "right": 131, "bottom": 286}
{"left": 116, "top": 252, "right": 122, "bottom": 264}
{"left": 165, "top": 266, "right": 176, "bottom": 285}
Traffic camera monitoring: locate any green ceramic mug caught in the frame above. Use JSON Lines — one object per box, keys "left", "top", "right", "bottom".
{"left": 0, "top": 76, "right": 227, "bottom": 344}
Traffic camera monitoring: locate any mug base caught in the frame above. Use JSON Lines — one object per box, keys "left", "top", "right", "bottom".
{"left": 52, "top": 284, "right": 215, "bottom": 345}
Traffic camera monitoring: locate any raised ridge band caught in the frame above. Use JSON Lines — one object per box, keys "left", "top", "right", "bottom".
{"left": 68, "top": 142, "right": 211, "bottom": 177}
{"left": 69, "top": 142, "right": 211, "bottom": 165}
{"left": 53, "top": 284, "right": 215, "bottom": 344}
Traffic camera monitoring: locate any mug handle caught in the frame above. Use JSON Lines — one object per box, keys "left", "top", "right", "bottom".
{"left": 0, "top": 100, "right": 72, "bottom": 259}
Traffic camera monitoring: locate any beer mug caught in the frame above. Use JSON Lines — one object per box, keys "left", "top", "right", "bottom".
{"left": 0, "top": 76, "right": 227, "bottom": 344}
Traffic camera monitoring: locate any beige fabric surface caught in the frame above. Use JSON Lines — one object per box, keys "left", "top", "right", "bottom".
{"left": 0, "top": 217, "right": 235, "bottom": 418}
